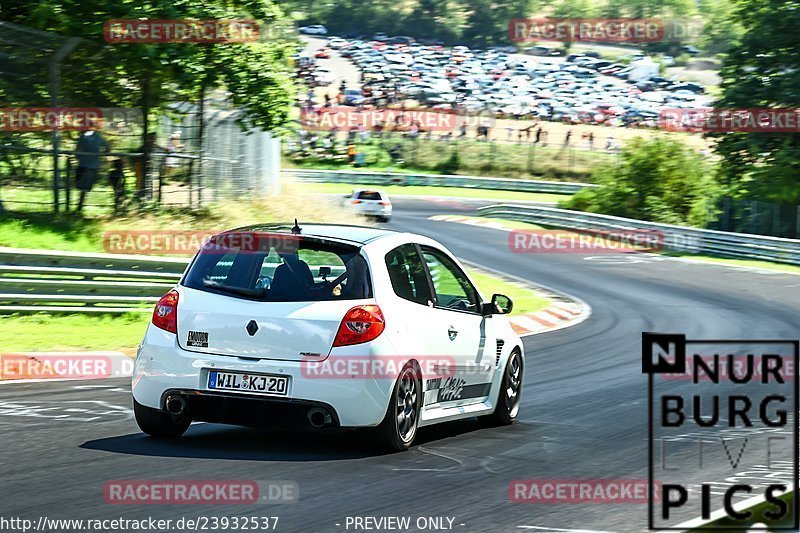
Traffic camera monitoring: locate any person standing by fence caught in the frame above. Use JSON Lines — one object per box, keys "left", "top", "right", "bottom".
{"left": 74, "top": 126, "right": 108, "bottom": 212}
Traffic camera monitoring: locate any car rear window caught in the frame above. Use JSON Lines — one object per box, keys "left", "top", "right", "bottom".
{"left": 183, "top": 234, "right": 372, "bottom": 302}
{"left": 356, "top": 191, "right": 382, "bottom": 201}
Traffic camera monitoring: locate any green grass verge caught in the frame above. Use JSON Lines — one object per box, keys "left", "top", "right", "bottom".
{"left": 0, "top": 268, "right": 547, "bottom": 353}
{"left": 665, "top": 252, "right": 800, "bottom": 275}
{"left": 468, "top": 268, "right": 550, "bottom": 316}
{"left": 0, "top": 188, "right": 366, "bottom": 253}
{"left": 0, "top": 215, "right": 105, "bottom": 252}
{"left": 691, "top": 490, "right": 795, "bottom": 530}
{"left": 2, "top": 312, "right": 150, "bottom": 353}
{"left": 295, "top": 182, "right": 571, "bottom": 204}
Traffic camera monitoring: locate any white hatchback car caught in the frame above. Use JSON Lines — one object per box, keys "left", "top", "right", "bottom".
{"left": 132, "top": 224, "right": 523, "bottom": 450}
{"left": 346, "top": 189, "right": 392, "bottom": 222}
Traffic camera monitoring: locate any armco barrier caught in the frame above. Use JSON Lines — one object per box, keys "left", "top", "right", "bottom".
{"left": 0, "top": 248, "right": 188, "bottom": 313}
{"left": 283, "top": 168, "right": 594, "bottom": 195}
{"left": 479, "top": 204, "right": 800, "bottom": 265}
{"left": 0, "top": 248, "right": 346, "bottom": 314}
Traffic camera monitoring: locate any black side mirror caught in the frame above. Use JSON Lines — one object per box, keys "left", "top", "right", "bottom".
{"left": 483, "top": 293, "right": 513, "bottom": 315}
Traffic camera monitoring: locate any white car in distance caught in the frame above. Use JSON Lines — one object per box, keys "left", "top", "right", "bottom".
{"left": 132, "top": 224, "right": 524, "bottom": 451}
{"left": 345, "top": 189, "right": 392, "bottom": 222}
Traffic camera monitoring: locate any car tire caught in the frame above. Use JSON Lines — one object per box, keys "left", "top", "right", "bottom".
{"left": 377, "top": 216, "right": 391, "bottom": 223}
{"left": 376, "top": 362, "right": 421, "bottom": 451}
{"left": 482, "top": 349, "right": 523, "bottom": 426}
{"left": 134, "top": 398, "right": 191, "bottom": 438}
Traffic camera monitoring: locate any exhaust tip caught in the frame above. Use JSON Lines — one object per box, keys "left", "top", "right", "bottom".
{"left": 165, "top": 395, "right": 187, "bottom": 416}
{"left": 307, "top": 407, "right": 332, "bottom": 428}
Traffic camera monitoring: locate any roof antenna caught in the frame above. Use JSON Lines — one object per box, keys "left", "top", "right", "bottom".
{"left": 291, "top": 219, "right": 302, "bottom": 235}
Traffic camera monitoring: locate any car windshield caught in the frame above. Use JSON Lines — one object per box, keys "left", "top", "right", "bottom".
{"left": 183, "top": 234, "right": 372, "bottom": 302}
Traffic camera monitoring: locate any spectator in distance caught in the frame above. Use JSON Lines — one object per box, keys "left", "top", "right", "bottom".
{"left": 74, "top": 123, "right": 109, "bottom": 212}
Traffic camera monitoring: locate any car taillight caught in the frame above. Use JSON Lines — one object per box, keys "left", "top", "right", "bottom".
{"left": 380, "top": 201, "right": 390, "bottom": 206}
{"left": 351, "top": 200, "right": 362, "bottom": 204}
{"left": 333, "top": 305, "right": 385, "bottom": 346}
{"left": 152, "top": 289, "right": 179, "bottom": 333}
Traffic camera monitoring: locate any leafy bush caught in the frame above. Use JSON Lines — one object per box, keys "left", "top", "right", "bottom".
{"left": 562, "top": 136, "right": 720, "bottom": 227}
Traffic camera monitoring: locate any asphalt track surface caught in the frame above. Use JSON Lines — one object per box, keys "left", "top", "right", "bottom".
{"left": 2, "top": 197, "right": 799, "bottom": 533}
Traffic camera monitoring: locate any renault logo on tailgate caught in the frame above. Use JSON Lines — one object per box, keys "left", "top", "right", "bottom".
{"left": 246, "top": 320, "right": 258, "bottom": 336}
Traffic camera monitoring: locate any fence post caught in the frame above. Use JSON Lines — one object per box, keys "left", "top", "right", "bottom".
{"left": 64, "top": 156, "right": 71, "bottom": 213}
{"left": 721, "top": 196, "right": 731, "bottom": 232}
{"left": 796, "top": 206, "right": 800, "bottom": 239}
{"left": 569, "top": 146, "right": 576, "bottom": 175}
{"left": 773, "top": 203, "right": 780, "bottom": 237}
{"left": 48, "top": 37, "right": 80, "bottom": 214}
{"left": 527, "top": 142, "right": 535, "bottom": 174}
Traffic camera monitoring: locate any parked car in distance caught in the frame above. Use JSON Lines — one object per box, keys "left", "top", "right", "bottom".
{"left": 343, "top": 88, "right": 365, "bottom": 105}
{"left": 299, "top": 25, "right": 328, "bottom": 35}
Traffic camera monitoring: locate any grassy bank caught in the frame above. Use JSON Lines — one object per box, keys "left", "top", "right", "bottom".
{"left": 284, "top": 136, "right": 615, "bottom": 182}
{"left": 0, "top": 186, "right": 364, "bottom": 253}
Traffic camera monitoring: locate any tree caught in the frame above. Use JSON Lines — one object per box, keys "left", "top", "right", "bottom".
{"left": 4, "top": 0, "right": 296, "bottom": 134}
{"left": 404, "top": 0, "right": 460, "bottom": 43}
{"left": 457, "top": 0, "right": 535, "bottom": 46}
{"left": 564, "top": 136, "right": 719, "bottom": 227}
{"left": 697, "top": 0, "right": 743, "bottom": 54}
{"left": 552, "top": 0, "right": 599, "bottom": 19}
{"left": 713, "top": 0, "right": 800, "bottom": 204}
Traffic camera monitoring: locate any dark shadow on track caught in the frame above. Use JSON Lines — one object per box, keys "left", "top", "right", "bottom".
{"left": 81, "top": 417, "right": 526, "bottom": 461}
{"left": 81, "top": 424, "right": 388, "bottom": 461}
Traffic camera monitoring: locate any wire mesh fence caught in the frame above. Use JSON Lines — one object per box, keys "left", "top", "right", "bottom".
{"left": 708, "top": 197, "right": 800, "bottom": 239}
{"left": 0, "top": 21, "right": 280, "bottom": 217}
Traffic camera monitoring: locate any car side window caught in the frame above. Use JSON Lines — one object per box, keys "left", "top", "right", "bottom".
{"left": 420, "top": 247, "right": 479, "bottom": 313}
{"left": 385, "top": 244, "right": 433, "bottom": 306}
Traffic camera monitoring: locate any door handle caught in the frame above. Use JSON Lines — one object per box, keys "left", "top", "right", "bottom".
{"left": 447, "top": 326, "right": 458, "bottom": 340}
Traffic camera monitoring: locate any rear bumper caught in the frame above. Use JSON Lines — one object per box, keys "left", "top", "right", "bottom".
{"left": 159, "top": 389, "right": 342, "bottom": 430}
{"left": 355, "top": 205, "right": 392, "bottom": 218}
{"left": 132, "top": 325, "right": 395, "bottom": 428}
